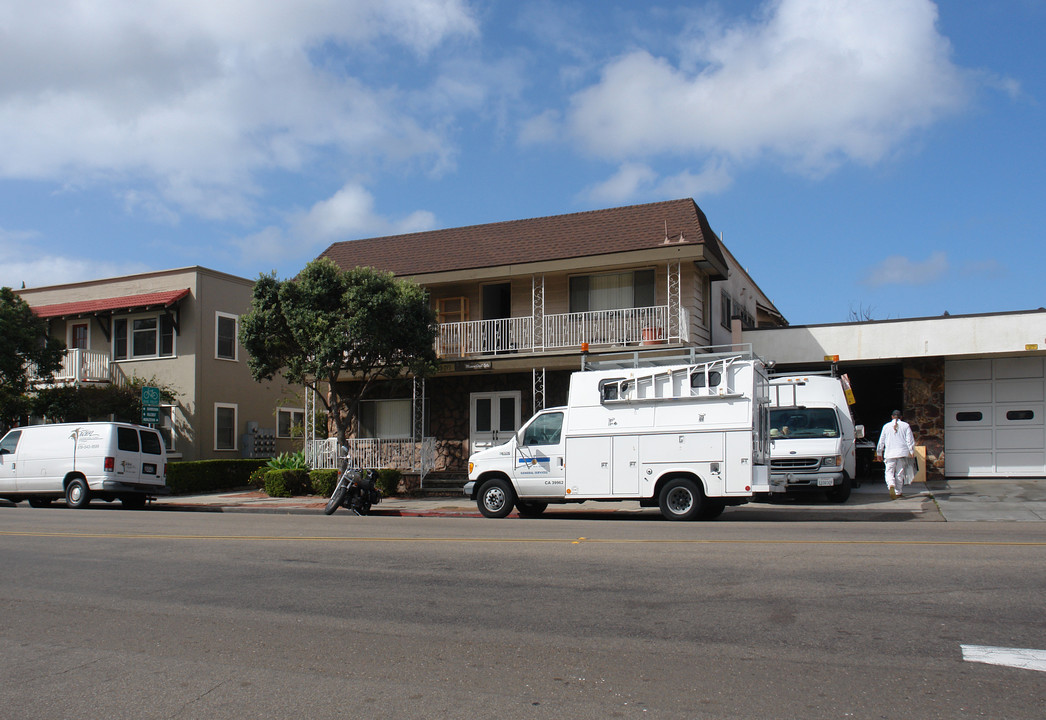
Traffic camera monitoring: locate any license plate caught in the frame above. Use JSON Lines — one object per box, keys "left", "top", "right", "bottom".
{"left": 143, "top": 463, "right": 157, "bottom": 475}
{"left": 817, "top": 478, "right": 834, "bottom": 487}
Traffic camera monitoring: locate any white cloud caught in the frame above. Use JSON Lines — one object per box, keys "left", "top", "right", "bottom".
{"left": 234, "top": 182, "right": 437, "bottom": 265}
{"left": 0, "top": 227, "right": 150, "bottom": 289}
{"left": 562, "top": 0, "right": 970, "bottom": 172}
{"left": 0, "top": 0, "right": 477, "bottom": 221}
{"left": 862, "top": 251, "right": 949, "bottom": 288}
{"left": 583, "top": 160, "right": 734, "bottom": 204}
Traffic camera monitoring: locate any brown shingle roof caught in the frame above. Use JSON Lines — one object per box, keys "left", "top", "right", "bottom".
{"left": 318, "top": 198, "right": 728, "bottom": 278}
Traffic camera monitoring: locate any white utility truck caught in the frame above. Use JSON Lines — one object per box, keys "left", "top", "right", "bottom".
{"left": 766, "top": 374, "right": 863, "bottom": 502}
{"left": 465, "top": 350, "right": 771, "bottom": 520}
{"left": 0, "top": 422, "right": 168, "bottom": 508}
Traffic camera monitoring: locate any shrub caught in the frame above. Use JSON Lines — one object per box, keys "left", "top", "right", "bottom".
{"left": 309, "top": 469, "right": 339, "bottom": 497}
{"left": 166, "top": 459, "right": 268, "bottom": 495}
{"left": 247, "top": 466, "right": 268, "bottom": 488}
{"left": 264, "top": 469, "right": 310, "bottom": 497}
{"left": 265, "top": 450, "right": 309, "bottom": 470}
{"left": 376, "top": 468, "right": 402, "bottom": 497}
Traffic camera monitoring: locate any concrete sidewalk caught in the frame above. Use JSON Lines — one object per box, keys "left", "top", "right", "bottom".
{"left": 149, "top": 478, "right": 1046, "bottom": 522}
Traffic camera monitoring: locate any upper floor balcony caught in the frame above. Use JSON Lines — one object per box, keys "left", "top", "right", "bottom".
{"left": 435, "top": 305, "right": 689, "bottom": 358}
{"left": 30, "top": 348, "right": 119, "bottom": 386}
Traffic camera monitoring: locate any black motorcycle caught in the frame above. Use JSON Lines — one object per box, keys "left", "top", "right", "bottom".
{"left": 324, "top": 458, "right": 381, "bottom": 516}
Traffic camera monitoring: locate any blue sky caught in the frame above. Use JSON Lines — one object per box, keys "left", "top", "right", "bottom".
{"left": 1, "top": 0, "right": 1042, "bottom": 325}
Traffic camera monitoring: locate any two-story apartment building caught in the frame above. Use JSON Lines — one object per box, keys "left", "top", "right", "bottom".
{"left": 17, "top": 267, "right": 304, "bottom": 461}
{"left": 316, "top": 198, "right": 784, "bottom": 479}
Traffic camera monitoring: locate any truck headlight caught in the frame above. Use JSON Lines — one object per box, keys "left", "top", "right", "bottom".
{"left": 468, "top": 462, "right": 474, "bottom": 474}
{"left": 822, "top": 455, "right": 843, "bottom": 468}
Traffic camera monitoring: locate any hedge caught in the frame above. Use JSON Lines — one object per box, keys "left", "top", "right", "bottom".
{"left": 263, "top": 469, "right": 311, "bottom": 498}
{"left": 166, "top": 459, "right": 268, "bottom": 495}
{"left": 309, "top": 469, "right": 339, "bottom": 497}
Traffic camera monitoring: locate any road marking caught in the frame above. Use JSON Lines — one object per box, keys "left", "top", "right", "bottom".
{"left": 1, "top": 530, "right": 1044, "bottom": 547}
{"left": 961, "top": 645, "right": 1046, "bottom": 673}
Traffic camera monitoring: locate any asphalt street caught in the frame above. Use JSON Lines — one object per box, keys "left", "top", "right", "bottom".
{"left": 1, "top": 510, "right": 1043, "bottom": 719}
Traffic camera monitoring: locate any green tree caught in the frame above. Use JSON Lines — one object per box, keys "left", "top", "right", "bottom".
{"left": 30, "top": 377, "right": 177, "bottom": 424}
{"left": 238, "top": 259, "right": 439, "bottom": 449}
{"left": 0, "top": 287, "right": 65, "bottom": 429}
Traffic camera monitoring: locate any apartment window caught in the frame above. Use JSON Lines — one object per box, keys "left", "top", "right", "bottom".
{"left": 159, "top": 405, "right": 177, "bottom": 454}
{"left": 359, "top": 399, "right": 412, "bottom": 439}
{"left": 69, "top": 322, "right": 89, "bottom": 350}
{"left": 216, "top": 312, "right": 238, "bottom": 361}
{"left": 720, "top": 291, "right": 733, "bottom": 330}
{"left": 214, "top": 403, "right": 238, "bottom": 451}
{"left": 277, "top": 407, "right": 305, "bottom": 438}
{"left": 570, "top": 269, "right": 655, "bottom": 313}
{"left": 113, "top": 313, "right": 175, "bottom": 360}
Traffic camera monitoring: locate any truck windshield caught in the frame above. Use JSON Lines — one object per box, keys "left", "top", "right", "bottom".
{"left": 770, "top": 408, "right": 840, "bottom": 439}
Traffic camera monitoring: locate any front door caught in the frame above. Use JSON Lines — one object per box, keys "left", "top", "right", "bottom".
{"left": 470, "top": 391, "right": 521, "bottom": 453}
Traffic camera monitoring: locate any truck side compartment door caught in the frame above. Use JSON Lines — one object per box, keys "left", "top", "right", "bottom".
{"left": 612, "top": 435, "right": 640, "bottom": 495}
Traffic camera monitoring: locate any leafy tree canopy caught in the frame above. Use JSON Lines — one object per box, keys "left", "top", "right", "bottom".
{"left": 30, "top": 377, "right": 177, "bottom": 424}
{"left": 239, "top": 259, "right": 438, "bottom": 446}
{"left": 0, "top": 287, "right": 65, "bottom": 428}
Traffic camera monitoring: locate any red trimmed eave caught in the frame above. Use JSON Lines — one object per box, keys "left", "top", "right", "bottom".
{"left": 31, "top": 288, "right": 191, "bottom": 319}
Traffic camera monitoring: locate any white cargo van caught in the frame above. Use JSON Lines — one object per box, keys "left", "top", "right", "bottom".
{"left": 766, "top": 374, "right": 863, "bottom": 502}
{"left": 465, "top": 351, "right": 770, "bottom": 521}
{"left": 0, "top": 422, "right": 167, "bottom": 509}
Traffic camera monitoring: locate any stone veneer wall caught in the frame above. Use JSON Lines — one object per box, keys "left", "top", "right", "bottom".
{"left": 903, "top": 358, "right": 946, "bottom": 482}
{"left": 424, "top": 370, "right": 573, "bottom": 473}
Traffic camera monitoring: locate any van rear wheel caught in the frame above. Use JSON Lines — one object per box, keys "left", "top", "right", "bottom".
{"left": 658, "top": 477, "right": 702, "bottom": 521}
{"left": 65, "top": 478, "right": 91, "bottom": 509}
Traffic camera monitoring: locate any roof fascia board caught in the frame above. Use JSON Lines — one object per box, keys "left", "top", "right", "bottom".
{"left": 399, "top": 244, "right": 724, "bottom": 285}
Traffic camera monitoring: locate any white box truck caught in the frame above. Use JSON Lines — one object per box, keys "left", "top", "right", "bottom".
{"left": 765, "top": 374, "right": 863, "bottom": 502}
{"left": 465, "top": 351, "right": 771, "bottom": 521}
{"left": 0, "top": 422, "right": 168, "bottom": 509}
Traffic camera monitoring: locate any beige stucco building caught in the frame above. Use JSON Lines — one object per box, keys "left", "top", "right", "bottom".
{"left": 18, "top": 267, "right": 304, "bottom": 461}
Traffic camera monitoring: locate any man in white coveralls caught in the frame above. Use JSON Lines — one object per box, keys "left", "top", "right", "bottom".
{"left": 875, "top": 409, "right": 916, "bottom": 499}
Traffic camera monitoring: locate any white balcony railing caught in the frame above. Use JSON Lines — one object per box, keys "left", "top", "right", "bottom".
{"left": 436, "top": 305, "right": 689, "bottom": 358}
{"left": 29, "top": 349, "right": 114, "bottom": 385}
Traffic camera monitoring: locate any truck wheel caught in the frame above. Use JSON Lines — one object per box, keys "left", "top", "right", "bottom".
{"left": 658, "top": 477, "right": 703, "bottom": 521}
{"left": 825, "top": 476, "right": 852, "bottom": 503}
{"left": 65, "top": 478, "right": 91, "bottom": 509}
{"left": 477, "top": 478, "right": 515, "bottom": 518}
{"left": 515, "top": 500, "right": 548, "bottom": 518}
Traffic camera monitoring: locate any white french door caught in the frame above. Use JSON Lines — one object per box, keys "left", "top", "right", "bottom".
{"left": 470, "top": 391, "right": 521, "bottom": 453}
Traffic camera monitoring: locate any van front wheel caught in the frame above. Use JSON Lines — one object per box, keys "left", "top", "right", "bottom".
{"left": 658, "top": 477, "right": 702, "bottom": 521}
{"left": 65, "top": 478, "right": 91, "bottom": 509}
{"left": 477, "top": 478, "right": 515, "bottom": 518}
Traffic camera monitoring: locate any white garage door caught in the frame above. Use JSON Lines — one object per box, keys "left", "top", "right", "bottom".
{"left": 945, "top": 357, "right": 1046, "bottom": 477}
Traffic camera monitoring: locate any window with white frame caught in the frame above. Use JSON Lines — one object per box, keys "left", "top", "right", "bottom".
{"left": 277, "top": 407, "right": 305, "bottom": 438}
{"left": 113, "top": 313, "right": 176, "bottom": 360}
{"left": 216, "top": 312, "right": 238, "bottom": 361}
{"left": 358, "top": 399, "right": 412, "bottom": 439}
{"left": 159, "top": 405, "right": 178, "bottom": 454}
{"left": 569, "top": 269, "right": 656, "bottom": 313}
{"left": 214, "top": 403, "right": 238, "bottom": 451}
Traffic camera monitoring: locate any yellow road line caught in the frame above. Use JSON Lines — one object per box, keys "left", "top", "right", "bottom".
{"left": 1, "top": 530, "right": 1043, "bottom": 546}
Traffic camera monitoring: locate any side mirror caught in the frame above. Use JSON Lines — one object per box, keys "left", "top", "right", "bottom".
{"left": 854, "top": 425, "right": 865, "bottom": 439}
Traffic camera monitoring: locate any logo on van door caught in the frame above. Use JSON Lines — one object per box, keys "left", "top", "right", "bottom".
{"left": 70, "top": 427, "right": 103, "bottom": 451}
